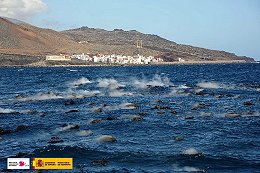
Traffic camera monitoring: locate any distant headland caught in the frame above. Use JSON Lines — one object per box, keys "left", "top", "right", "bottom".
{"left": 0, "top": 17, "right": 255, "bottom": 67}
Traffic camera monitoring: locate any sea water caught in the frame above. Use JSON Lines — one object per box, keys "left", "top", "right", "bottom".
{"left": 0, "top": 64, "right": 260, "bottom": 172}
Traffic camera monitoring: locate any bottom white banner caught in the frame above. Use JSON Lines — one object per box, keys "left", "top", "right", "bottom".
{"left": 7, "top": 158, "right": 30, "bottom": 169}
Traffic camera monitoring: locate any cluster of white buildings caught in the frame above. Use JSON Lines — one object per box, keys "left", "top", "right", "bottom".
{"left": 69, "top": 53, "right": 163, "bottom": 64}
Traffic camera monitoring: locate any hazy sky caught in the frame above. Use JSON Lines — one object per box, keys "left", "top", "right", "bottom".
{"left": 1, "top": 0, "right": 260, "bottom": 60}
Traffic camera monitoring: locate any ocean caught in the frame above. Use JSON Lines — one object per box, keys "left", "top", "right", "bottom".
{"left": 0, "top": 63, "right": 260, "bottom": 172}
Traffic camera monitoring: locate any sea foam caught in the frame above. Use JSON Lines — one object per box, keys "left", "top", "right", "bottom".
{"left": 173, "top": 164, "right": 203, "bottom": 172}
{"left": 0, "top": 107, "right": 17, "bottom": 114}
{"left": 197, "top": 81, "right": 221, "bottom": 89}
{"left": 69, "top": 77, "right": 92, "bottom": 87}
{"left": 132, "top": 74, "right": 172, "bottom": 89}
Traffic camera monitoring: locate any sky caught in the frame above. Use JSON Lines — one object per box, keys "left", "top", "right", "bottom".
{"left": 0, "top": 0, "right": 260, "bottom": 60}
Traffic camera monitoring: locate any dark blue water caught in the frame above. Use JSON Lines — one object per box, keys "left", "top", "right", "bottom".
{"left": 0, "top": 64, "right": 260, "bottom": 172}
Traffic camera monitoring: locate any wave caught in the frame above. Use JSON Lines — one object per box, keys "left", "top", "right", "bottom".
{"left": 69, "top": 77, "right": 92, "bottom": 87}
{"left": 0, "top": 107, "right": 18, "bottom": 114}
{"left": 132, "top": 74, "right": 172, "bottom": 89}
{"left": 96, "top": 78, "right": 134, "bottom": 97}
{"left": 97, "top": 78, "right": 125, "bottom": 90}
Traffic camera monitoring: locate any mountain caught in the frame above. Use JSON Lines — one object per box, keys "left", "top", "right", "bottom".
{"left": 0, "top": 17, "right": 90, "bottom": 55}
{"left": 0, "top": 17, "right": 254, "bottom": 62}
{"left": 62, "top": 27, "right": 254, "bottom": 62}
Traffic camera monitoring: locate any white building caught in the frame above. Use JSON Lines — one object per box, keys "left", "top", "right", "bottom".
{"left": 178, "top": 58, "right": 185, "bottom": 62}
{"left": 46, "top": 55, "right": 71, "bottom": 61}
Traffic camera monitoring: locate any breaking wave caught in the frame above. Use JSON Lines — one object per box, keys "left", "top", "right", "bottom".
{"left": 132, "top": 74, "right": 172, "bottom": 89}
{"left": 97, "top": 78, "right": 125, "bottom": 90}
{"left": 69, "top": 77, "right": 92, "bottom": 87}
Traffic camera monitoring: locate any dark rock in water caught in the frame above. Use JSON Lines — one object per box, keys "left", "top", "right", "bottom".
{"left": 64, "top": 100, "right": 75, "bottom": 106}
{"left": 106, "top": 117, "right": 117, "bottom": 121}
{"left": 226, "top": 94, "right": 234, "bottom": 97}
{"left": 124, "top": 103, "right": 139, "bottom": 109}
{"left": 48, "top": 136, "right": 64, "bottom": 144}
{"left": 70, "top": 124, "right": 80, "bottom": 129}
{"left": 91, "top": 159, "right": 109, "bottom": 166}
{"left": 0, "top": 128, "right": 12, "bottom": 135}
{"left": 96, "top": 135, "right": 117, "bottom": 142}
{"left": 215, "top": 94, "right": 225, "bottom": 99}
{"left": 103, "top": 104, "right": 110, "bottom": 107}
{"left": 61, "top": 123, "right": 68, "bottom": 127}
{"left": 66, "top": 109, "right": 80, "bottom": 113}
{"left": 138, "top": 112, "right": 146, "bottom": 116}
{"left": 131, "top": 115, "right": 143, "bottom": 121}
{"left": 225, "top": 112, "right": 241, "bottom": 118}
{"left": 170, "top": 111, "right": 177, "bottom": 114}
{"left": 16, "top": 125, "right": 29, "bottom": 132}
{"left": 93, "top": 107, "right": 102, "bottom": 113}
{"left": 147, "top": 85, "right": 164, "bottom": 89}
{"left": 244, "top": 101, "right": 254, "bottom": 106}
{"left": 151, "top": 105, "right": 172, "bottom": 110}
{"left": 175, "top": 136, "right": 184, "bottom": 141}
{"left": 90, "top": 119, "right": 102, "bottom": 124}
{"left": 61, "top": 124, "right": 80, "bottom": 129}
{"left": 185, "top": 116, "right": 194, "bottom": 120}
{"left": 157, "top": 112, "right": 165, "bottom": 115}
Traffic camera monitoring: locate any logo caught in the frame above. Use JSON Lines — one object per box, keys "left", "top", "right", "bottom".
{"left": 19, "top": 161, "right": 25, "bottom": 167}
{"left": 37, "top": 159, "right": 44, "bottom": 167}
{"left": 7, "top": 158, "right": 30, "bottom": 169}
{"left": 32, "top": 158, "right": 73, "bottom": 170}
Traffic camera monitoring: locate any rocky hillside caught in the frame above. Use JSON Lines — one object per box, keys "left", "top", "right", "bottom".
{"left": 0, "top": 17, "right": 255, "bottom": 62}
{"left": 0, "top": 17, "right": 90, "bottom": 55}
{"left": 62, "top": 26, "right": 254, "bottom": 62}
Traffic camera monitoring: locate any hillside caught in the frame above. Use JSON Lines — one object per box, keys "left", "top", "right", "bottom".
{"left": 0, "top": 17, "right": 90, "bottom": 55}
{"left": 0, "top": 17, "right": 255, "bottom": 62}
{"left": 62, "top": 27, "right": 254, "bottom": 62}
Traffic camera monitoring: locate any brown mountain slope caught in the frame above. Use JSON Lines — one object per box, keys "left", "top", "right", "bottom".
{"left": 62, "top": 27, "right": 254, "bottom": 62}
{"left": 0, "top": 17, "right": 254, "bottom": 62}
{"left": 0, "top": 17, "right": 90, "bottom": 55}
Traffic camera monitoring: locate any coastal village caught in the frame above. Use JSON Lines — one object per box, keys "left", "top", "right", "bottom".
{"left": 46, "top": 53, "right": 165, "bottom": 65}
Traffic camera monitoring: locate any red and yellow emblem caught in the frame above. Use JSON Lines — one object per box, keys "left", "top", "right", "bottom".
{"left": 32, "top": 158, "right": 73, "bottom": 170}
